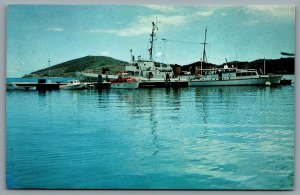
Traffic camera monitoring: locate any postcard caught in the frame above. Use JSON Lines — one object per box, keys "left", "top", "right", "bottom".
{"left": 6, "top": 4, "right": 295, "bottom": 190}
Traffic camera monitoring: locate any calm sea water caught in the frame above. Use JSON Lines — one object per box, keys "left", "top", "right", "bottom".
{"left": 6, "top": 83, "right": 294, "bottom": 189}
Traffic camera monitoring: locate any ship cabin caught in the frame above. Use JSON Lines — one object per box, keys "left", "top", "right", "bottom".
{"left": 196, "top": 68, "right": 259, "bottom": 81}
{"left": 125, "top": 59, "right": 173, "bottom": 79}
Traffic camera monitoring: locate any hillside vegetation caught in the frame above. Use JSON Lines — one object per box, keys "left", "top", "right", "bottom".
{"left": 24, "top": 56, "right": 129, "bottom": 77}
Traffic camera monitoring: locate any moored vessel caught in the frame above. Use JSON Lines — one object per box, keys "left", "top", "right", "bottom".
{"left": 189, "top": 28, "right": 273, "bottom": 87}
{"left": 110, "top": 74, "right": 139, "bottom": 89}
{"left": 6, "top": 82, "right": 36, "bottom": 91}
{"left": 124, "top": 21, "right": 188, "bottom": 88}
{"left": 188, "top": 68, "right": 269, "bottom": 86}
{"left": 59, "top": 80, "right": 85, "bottom": 90}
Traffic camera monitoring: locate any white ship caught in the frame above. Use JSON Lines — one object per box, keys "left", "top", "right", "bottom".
{"left": 189, "top": 28, "right": 274, "bottom": 87}
{"left": 188, "top": 67, "right": 269, "bottom": 86}
{"left": 76, "top": 21, "right": 187, "bottom": 88}
{"left": 124, "top": 21, "right": 187, "bottom": 88}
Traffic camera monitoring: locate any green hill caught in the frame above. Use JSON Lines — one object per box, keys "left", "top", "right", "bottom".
{"left": 24, "top": 56, "right": 129, "bottom": 77}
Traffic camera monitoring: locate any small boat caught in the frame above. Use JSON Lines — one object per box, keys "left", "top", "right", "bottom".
{"left": 6, "top": 83, "right": 36, "bottom": 91}
{"left": 110, "top": 74, "right": 139, "bottom": 89}
{"left": 59, "top": 80, "right": 85, "bottom": 90}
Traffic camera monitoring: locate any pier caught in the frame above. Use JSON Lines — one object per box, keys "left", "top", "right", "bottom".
{"left": 7, "top": 82, "right": 61, "bottom": 91}
{"left": 6, "top": 75, "right": 292, "bottom": 91}
{"left": 6, "top": 78, "right": 292, "bottom": 91}
{"left": 139, "top": 80, "right": 188, "bottom": 88}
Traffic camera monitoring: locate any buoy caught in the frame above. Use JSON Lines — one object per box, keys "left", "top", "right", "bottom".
{"left": 265, "top": 81, "right": 271, "bottom": 86}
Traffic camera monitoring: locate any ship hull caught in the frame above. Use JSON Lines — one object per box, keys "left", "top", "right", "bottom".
{"left": 137, "top": 78, "right": 188, "bottom": 88}
{"left": 188, "top": 77, "right": 269, "bottom": 87}
{"left": 139, "top": 79, "right": 188, "bottom": 88}
{"left": 110, "top": 82, "right": 139, "bottom": 89}
{"left": 59, "top": 84, "right": 85, "bottom": 90}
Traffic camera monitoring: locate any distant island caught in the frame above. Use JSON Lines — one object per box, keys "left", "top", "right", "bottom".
{"left": 23, "top": 56, "right": 128, "bottom": 78}
{"left": 23, "top": 55, "right": 295, "bottom": 78}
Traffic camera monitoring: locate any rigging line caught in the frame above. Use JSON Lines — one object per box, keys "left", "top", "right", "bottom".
{"left": 156, "top": 35, "right": 169, "bottom": 64}
{"left": 161, "top": 38, "right": 203, "bottom": 45}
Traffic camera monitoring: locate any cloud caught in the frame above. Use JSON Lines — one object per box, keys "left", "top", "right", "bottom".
{"left": 158, "top": 15, "right": 187, "bottom": 25}
{"left": 90, "top": 26, "right": 148, "bottom": 37}
{"left": 90, "top": 15, "right": 187, "bottom": 37}
{"left": 143, "top": 5, "right": 177, "bottom": 13}
{"left": 101, "top": 51, "right": 110, "bottom": 56}
{"left": 194, "top": 5, "right": 234, "bottom": 17}
{"left": 90, "top": 29, "right": 117, "bottom": 34}
{"left": 195, "top": 9, "right": 215, "bottom": 17}
{"left": 91, "top": 5, "right": 293, "bottom": 37}
{"left": 193, "top": 6, "right": 230, "bottom": 17}
{"left": 46, "top": 27, "right": 64, "bottom": 32}
{"left": 244, "top": 5, "right": 294, "bottom": 18}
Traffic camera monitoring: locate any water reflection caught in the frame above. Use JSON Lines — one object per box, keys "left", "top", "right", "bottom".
{"left": 97, "top": 88, "right": 109, "bottom": 95}
{"left": 171, "top": 88, "right": 181, "bottom": 111}
{"left": 150, "top": 105, "right": 159, "bottom": 156}
{"left": 38, "top": 90, "right": 46, "bottom": 96}
{"left": 145, "top": 89, "right": 160, "bottom": 156}
{"left": 194, "top": 88, "right": 209, "bottom": 139}
{"left": 165, "top": 87, "right": 171, "bottom": 95}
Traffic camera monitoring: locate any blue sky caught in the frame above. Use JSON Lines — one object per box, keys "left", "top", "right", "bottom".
{"left": 7, "top": 5, "right": 295, "bottom": 77}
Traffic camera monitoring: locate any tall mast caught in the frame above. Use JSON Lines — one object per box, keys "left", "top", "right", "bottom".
{"left": 149, "top": 21, "right": 158, "bottom": 61}
{"left": 48, "top": 58, "right": 51, "bottom": 77}
{"left": 130, "top": 49, "right": 133, "bottom": 62}
{"left": 263, "top": 57, "right": 266, "bottom": 75}
{"left": 200, "top": 27, "right": 207, "bottom": 76}
{"left": 235, "top": 51, "right": 238, "bottom": 67}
